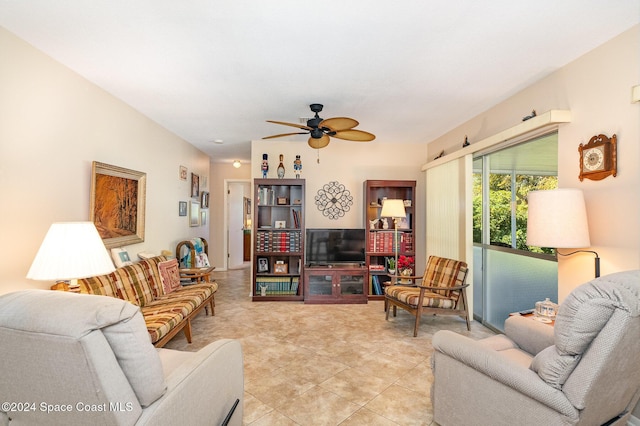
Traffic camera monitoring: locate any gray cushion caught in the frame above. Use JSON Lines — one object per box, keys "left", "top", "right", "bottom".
{"left": 531, "top": 270, "right": 640, "bottom": 389}
{"left": 0, "top": 290, "right": 166, "bottom": 406}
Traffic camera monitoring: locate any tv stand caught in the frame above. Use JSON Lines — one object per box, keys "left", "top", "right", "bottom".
{"left": 304, "top": 265, "right": 368, "bottom": 304}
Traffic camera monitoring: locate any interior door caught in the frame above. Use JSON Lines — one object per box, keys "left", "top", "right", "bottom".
{"left": 228, "top": 182, "right": 244, "bottom": 269}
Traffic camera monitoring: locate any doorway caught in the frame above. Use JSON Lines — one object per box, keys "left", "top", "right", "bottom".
{"left": 224, "top": 179, "right": 251, "bottom": 270}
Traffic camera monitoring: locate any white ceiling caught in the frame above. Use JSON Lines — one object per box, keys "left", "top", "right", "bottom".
{"left": 1, "top": 1, "right": 638, "bottom": 165}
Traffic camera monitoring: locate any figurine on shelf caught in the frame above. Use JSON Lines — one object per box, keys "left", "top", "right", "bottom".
{"left": 277, "top": 154, "right": 285, "bottom": 178}
{"left": 381, "top": 218, "right": 389, "bottom": 229}
{"left": 261, "top": 154, "right": 269, "bottom": 178}
{"left": 522, "top": 110, "right": 537, "bottom": 121}
{"left": 462, "top": 135, "right": 470, "bottom": 147}
{"left": 293, "top": 155, "right": 302, "bottom": 179}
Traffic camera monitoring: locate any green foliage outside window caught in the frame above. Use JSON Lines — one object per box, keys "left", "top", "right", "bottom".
{"left": 473, "top": 173, "right": 556, "bottom": 254}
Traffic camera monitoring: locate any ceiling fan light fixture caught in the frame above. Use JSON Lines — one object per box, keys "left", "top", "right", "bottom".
{"left": 233, "top": 160, "right": 241, "bottom": 168}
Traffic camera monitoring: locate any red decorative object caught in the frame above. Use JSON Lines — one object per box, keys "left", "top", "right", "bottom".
{"left": 398, "top": 255, "right": 414, "bottom": 271}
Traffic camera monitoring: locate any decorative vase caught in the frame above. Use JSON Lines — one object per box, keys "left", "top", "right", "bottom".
{"left": 277, "top": 154, "right": 285, "bottom": 178}
{"left": 388, "top": 268, "right": 396, "bottom": 275}
{"left": 399, "top": 268, "right": 413, "bottom": 284}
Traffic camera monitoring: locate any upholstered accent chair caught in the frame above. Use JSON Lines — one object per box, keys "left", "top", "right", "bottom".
{"left": 0, "top": 290, "right": 244, "bottom": 425}
{"left": 384, "top": 255, "right": 470, "bottom": 336}
{"left": 431, "top": 270, "right": 640, "bottom": 426}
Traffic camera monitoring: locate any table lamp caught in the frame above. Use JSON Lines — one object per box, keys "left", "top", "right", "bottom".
{"left": 27, "top": 222, "right": 116, "bottom": 290}
{"left": 380, "top": 199, "right": 406, "bottom": 277}
{"left": 526, "top": 189, "right": 600, "bottom": 277}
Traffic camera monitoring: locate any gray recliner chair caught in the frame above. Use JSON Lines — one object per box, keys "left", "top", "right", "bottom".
{"left": 0, "top": 290, "right": 244, "bottom": 426}
{"left": 431, "top": 270, "right": 640, "bottom": 426}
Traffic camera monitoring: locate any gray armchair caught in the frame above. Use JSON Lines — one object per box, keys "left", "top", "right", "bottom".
{"left": 431, "top": 270, "right": 640, "bottom": 426}
{"left": 0, "top": 290, "right": 244, "bottom": 426}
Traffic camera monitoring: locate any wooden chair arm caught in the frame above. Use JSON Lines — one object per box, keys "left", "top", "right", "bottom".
{"left": 417, "top": 283, "right": 469, "bottom": 291}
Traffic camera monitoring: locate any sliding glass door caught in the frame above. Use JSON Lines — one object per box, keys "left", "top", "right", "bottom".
{"left": 473, "top": 133, "right": 559, "bottom": 331}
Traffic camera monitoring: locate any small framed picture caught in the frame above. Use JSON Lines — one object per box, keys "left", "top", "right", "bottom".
{"left": 179, "top": 165, "right": 187, "bottom": 181}
{"left": 191, "top": 173, "right": 200, "bottom": 198}
{"left": 257, "top": 257, "right": 269, "bottom": 273}
{"left": 179, "top": 201, "right": 187, "bottom": 216}
{"left": 200, "top": 210, "right": 207, "bottom": 226}
{"left": 276, "top": 197, "right": 288, "bottom": 205}
{"left": 111, "top": 248, "right": 133, "bottom": 268}
{"left": 201, "top": 191, "right": 209, "bottom": 208}
{"left": 274, "top": 262, "right": 288, "bottom": 274}
{"left": 275, "top": 220, "right": 286, "bottom": 229}
{"left": 190, "top": 200, "right": 200, "bottom": 227}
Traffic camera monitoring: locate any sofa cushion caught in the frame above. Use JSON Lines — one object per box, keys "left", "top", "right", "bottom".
{"left": 0, "top": 290, "right": 166, "bottom": 407}
{"left": 77, "top": 272, "right": 121, "bottom": 298}
{"left": 158, "top": 258, "right": 182, "bottom": 294}
{"left": 115, "top": 262, "right": 156, "bottom": 307}
{"left": 139, "top": 256, "right": 168, "bottom": 297}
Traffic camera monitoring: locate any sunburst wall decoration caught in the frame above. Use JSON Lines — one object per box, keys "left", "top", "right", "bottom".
{"left": 315, "top": 181, "right": 353, "bottom": 220}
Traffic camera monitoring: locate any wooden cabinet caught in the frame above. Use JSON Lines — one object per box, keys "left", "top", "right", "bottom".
{"left": 363, "top": 180, "right": 416, "bottom": 300}
{"left": 252, "top": 179, "right": 304, "bottom": 301}
{"left": 304, "top": 266, "right": 368, "bottom": 304}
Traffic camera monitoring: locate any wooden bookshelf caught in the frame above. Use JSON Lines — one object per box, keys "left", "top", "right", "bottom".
{"left": 252, "top": 179, "right": 304, "bottom": 301}
{"left": 363, "top": 180, "right": 416, "bottom": 300}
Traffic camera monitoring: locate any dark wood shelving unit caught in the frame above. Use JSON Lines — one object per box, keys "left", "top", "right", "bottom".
{"left": 363, "top": 180, "right": 416, "bottom": 300}
{"left": 252, "top": 179, "right": 305, "bottom": 301}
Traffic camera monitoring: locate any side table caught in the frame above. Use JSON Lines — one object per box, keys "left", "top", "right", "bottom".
{"left": 180, "top": 266, "right": 215, "bottom": 285}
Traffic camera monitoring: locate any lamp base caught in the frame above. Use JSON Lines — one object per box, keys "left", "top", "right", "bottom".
{"left": 50, "top": 281, "right": 69, "bottom": 291}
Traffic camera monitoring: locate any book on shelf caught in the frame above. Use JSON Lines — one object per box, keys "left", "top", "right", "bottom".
{"left": 255, "top": 276, "right": 299, "bottom": 296}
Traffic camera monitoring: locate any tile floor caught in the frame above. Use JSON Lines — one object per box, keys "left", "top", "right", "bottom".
{"left": 164, "top": 266, "right": 495, "bottom": 425}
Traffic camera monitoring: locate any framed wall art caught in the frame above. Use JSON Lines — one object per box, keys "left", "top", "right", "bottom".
{"left": 179, "top": 165, "right": 187, "bottom": 181}
{"left": 190, "top": 200, "right": 200, "bottom": 227}
{"left": 200, "top": 191, "right": 209, "bottom": 208}
{"left": 179, "top": 201, "right": 187, "bottom": 216}
{"left": 191, "top": 173, "right": 200, "bottom": 198}
{"left": 90, "top": 161, "right": 146, "bottom": 248}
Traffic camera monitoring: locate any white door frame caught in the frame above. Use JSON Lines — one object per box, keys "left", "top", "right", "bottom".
{"left": 223, "top": 178, "right": 251, "bottom": 271}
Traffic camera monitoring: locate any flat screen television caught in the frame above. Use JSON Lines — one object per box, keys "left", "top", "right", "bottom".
{"left": 305, "top": 228, "right": 366, "bottom": 266}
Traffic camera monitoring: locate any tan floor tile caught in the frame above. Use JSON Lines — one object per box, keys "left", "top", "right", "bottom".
{"left": 277, "top": 386, "right": 361, "bottom": 425}
{"left": 163, "top": 266, "right": 495, "bottom": 426}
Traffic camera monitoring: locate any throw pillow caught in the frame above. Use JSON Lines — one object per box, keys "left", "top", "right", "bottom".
{"left": 158, "top": 259, "right": 181, "bottom": 294}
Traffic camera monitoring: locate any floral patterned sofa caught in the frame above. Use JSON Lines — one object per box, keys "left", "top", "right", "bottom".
{"left": 77, "top": 256, "right": 217, "bottom": 347}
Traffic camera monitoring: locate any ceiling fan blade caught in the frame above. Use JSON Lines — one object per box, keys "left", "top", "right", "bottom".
{"left": 262, "top": 132, "right": 308, "bottom": 140}
{"left": 320, "top": 117, "right": 359, "bottom": 131}
{"left": 266, "top": 120, "right": 312, "bottom": 131}
{"left": 308, "top": 134, "right": 330, "bottom": 149}
{"left": 332, "top": 129, "right": 376, "bottom": 141}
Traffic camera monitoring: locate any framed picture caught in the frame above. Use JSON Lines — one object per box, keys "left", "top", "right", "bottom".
{"left": 257, "top": 257, "right": 269, "bottom": 273}
{"left": 200, "top": 210, "right": 207, "bottom": 226}
{"left": 274, "top": 262, "right": 288, "bottom": 274}
{"left": 275, "top": 220, "right": 286, "bottom": 229}
{"left": 178, "top": 201, "right": 187, "bottom": 216}
{"left": 179, "top": 165, "right": 187, "bottom": 181}
{"left": 90, "top": 161, "right": 146, "bottom": 248}
{"left": 190, "top": 200, "right": 200, "bottom": 227}
{"left": 277, "top": 197, "right": 288, "bottom": 205}
{"left": 200, "top": 191, "right": 209, "bottom": 208}
{"left": 191, "top": 173, "right": 200, "bottom": 198}
{"left": 110, "top": 247, "right": 133, "bottom": 268}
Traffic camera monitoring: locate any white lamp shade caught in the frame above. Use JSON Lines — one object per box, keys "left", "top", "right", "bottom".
{"left": 380, "top": 199, "right": 406, "bottom": 218}
{"left": 526, "top": 189, "right": 590, "bottom": 248}
{"left": 27, "top": 222, "right": 116, "bottom": 280}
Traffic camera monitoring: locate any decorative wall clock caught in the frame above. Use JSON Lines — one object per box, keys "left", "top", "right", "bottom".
{"left": 579, "top": 134, "right": 617, "bottom": 181}
{"left": 315, "top": 181, "right": 353, "bottom": 219}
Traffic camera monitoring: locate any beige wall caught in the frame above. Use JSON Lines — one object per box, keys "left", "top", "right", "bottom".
{"left": 425, "top": 25, "right": 640, "bottom": 301}
{"left": 0, "top": 27, "right": 211, "bottom": 294}
{"left": 250, "top": 139, "right": 429, "bottom": 267}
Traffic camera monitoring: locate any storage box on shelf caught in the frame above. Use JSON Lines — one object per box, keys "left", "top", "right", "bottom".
{"left": 364, "top": 180, "right": 416, "bottom": 300}
{"left": 253, "top": 179, "right": 305, "bottom": 301}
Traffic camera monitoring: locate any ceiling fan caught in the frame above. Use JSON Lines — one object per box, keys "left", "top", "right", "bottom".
{"left": 263, "top": 103, "right": 375, "bottom": 149}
